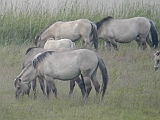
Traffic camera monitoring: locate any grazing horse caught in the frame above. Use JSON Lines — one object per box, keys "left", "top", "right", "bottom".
{"left": 96, "top": 16, "right": 158, "bottom": 50}
{"left": 14, "top": 49, "right": 108, "bottom": 99}
{"left": 34, "top": 19, "right": 98, "bottom": 49}
{"left": 154, "top": 51, "right": 160, "bottom": 70}
{"left": 20, "top": 47, "right": 86, "bottom": 98}
{"left": 44, "top": 38, "right": 76, "bottom": 50}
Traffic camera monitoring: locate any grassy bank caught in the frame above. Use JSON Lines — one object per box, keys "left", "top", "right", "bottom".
{"left": 0, "top": 0, "right": 160, "bottom": 120}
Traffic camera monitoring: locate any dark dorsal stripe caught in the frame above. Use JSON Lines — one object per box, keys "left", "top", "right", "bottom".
{"left": 96, "top": 16, "right": 113, "bottom": 30}
{"left": 32, "top": 51, "right": 53, "bottom": 68}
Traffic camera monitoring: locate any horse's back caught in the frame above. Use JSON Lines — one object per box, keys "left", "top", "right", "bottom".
{"left": 44, "top": 39, "right": 76, "bottom": 49}
{"left": 39, "top": 49, "right": 98, "bottom": 71}
{"left": 102, "top": 16, "right": 150, "bottom": 42}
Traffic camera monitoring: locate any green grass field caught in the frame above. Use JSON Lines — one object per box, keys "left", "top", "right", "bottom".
{"left": 0, "top": 1, "right": 160, "bottom": 120}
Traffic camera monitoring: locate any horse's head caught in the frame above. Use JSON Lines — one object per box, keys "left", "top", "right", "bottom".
{"left": 14, "top": 77, "right": 30, "bottom": 99}
{"left": 35, "top": 36, "right": 50, "bottom": 48}
{"left": 14, "top": 77, "right": 21, "bottom": 88}
{"left": 154, "top": 51, "right": 160, "bottom": 71}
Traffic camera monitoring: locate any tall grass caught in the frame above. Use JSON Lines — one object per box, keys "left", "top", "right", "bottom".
{"left": 0, "top": 0, "right": 159, "bottom": 45}
{"left": 0, "top": 0, "right": 160, "bottom": 120}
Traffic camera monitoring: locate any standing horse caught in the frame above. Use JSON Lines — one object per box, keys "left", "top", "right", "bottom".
{"left": 44, "top": 38, "right": 83, "bottom": 97}
{"left": 14, "top": 49, "right": 108, "bottom": 99}
{"left": 96, "top": 16, "right": 158, "bottom": 50}
{"left": 21, "top": 47, "right": 86, "bottom": 98}
{"left": 34, "top": 19, "right": 98, "bottom": 49}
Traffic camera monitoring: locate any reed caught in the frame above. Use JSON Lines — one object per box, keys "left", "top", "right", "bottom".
{"left": 0, "top": 1, "right": 159, "bottom": 45}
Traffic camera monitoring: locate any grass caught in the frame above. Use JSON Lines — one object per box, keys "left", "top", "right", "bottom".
{"left": 0, "top": 43, "right": 160, "bottom": 120}
{"left": 0, "top": 0, "right": 160, "bottom": 120}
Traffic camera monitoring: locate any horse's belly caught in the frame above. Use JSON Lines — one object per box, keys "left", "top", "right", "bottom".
{"left": 115, "top": 33, "right": 137, "bottom": 43}
{"left": 53, "top": 69, "right": 80, "bottom": 80}
{"left": 47, "top": 60, "right": 80, "bottom": 80}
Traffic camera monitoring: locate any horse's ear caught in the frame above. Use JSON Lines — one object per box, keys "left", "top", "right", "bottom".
{"left": 14, "top": 78, "right": 21, "bottom": 88}
{"left": 19, "top": 79, "right": 21, "bottom": 83}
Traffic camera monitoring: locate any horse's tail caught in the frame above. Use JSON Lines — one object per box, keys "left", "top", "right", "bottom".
{"left": 149, "top": 20, "right": 158, "bottom": 48}
{"left": 97, "top": 56, "right": 108, "bottom": 99}
{"left": 90, "top": 22, "right": 98, "bottom": 49}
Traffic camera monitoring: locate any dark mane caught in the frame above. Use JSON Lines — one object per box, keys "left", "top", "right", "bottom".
{"left": 34, "top": 23, "right": 54, "bottom": 46}
{"left": 96, "top": 16, "right": 113, "bottom": 30}
{"left": 32, "top": 51, "right": 53, "bottom": 68}
{"left": 25, "top": 47, "right": 39, "bottom": 55}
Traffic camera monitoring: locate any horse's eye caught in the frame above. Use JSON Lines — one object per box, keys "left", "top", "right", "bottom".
{"left": 157, "top": 60, "right": 160, "bottom": 64}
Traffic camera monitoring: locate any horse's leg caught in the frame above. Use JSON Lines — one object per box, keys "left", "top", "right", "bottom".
{"left": 74, "top": 76, "right": 86, "bottom": 97}
{"left": 83, "top": 36, "right": 92, "bottom": 49}
{"left": 105, "top": 41, "right": 111, "bottom": 47}
{"left": 68, "top": 79, "right": 75, "bottom": 98}
{"left": 103, "top": 40, "right": 111, "bottom": 50}
{"left": 146, "top": 34, "right": 153, "bottom": 48}
{"left": 91, "top": 71, "right": 100, "bottom": 96}
{"left": 137, "top": 36, "right": 147, "bottom": 50}
{"left": 109, "top": 38, "right": 118, "bottom": 50}
{"left": 83, "top": 76, "right": 92, "bottom": 100}
{"left": 38, "top": 76, "right": 46, "bottom": 95}
{"left": 46, "top": 77, "right": 57, "bottom": 98}
{"left": 46, "top": 82, "right": 51, "bottom": 99}
{"left": 135, "top": 36, "right": 141, "bottom": 48}
{"left": 32, "top": 79, "right": 37, "bottom": 99}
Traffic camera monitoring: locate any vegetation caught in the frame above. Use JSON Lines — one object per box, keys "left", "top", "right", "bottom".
{"left": 0, "top": 1, "right": 160, "bottom": 120}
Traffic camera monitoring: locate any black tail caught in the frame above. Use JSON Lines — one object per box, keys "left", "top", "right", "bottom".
{"left": 97, "top": 56, "right": 108, "bottom": 99}
{"left": 90, "top": 22, "right": 98, "bottom": 49}
{"left": 150, "top": 20, "right": 158, "bottom": 48}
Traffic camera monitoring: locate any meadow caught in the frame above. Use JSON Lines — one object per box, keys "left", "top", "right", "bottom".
{"left": 0, "top": 1, "right": 160, "bottom": 120}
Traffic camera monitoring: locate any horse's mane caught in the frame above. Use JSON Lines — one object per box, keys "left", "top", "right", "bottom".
{"left": 18, "top": 62, "right": 32, "bottom": 78}
{"left": 25, "top": 47, "right": 39, "bottom": 55}
{"left": 32, "top": 51, "right": 53, "bottom": 68}
{"left": 96, "top": 16, "right": 113, "bottom": 30}
{"left": 34, "top": 23, "right": 54, "bottom": 46}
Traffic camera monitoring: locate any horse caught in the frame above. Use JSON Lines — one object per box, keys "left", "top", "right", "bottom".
{"left": 44, "top": 38, "right": 76, "bottom": 50}
{"left": 14, "top": 49, "right": 108, "bottom": 100}
{"left": 154, "top": 51, "right": 160, "bottom": 71}
{"left": 34, "top": 19, "right": 98, "bottom": 49}
{"left": 20, "top": 47, "right": 86, "bottom": 99}
{"left": 96, "top": 16, "right": 158, "bottom": 50}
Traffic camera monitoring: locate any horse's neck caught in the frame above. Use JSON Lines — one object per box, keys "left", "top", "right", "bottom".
{"left": 21, "top": 65, "right": 37, "bottom": 83}
{"left": 41, "top": 29, "right": 53, "bottom": 41}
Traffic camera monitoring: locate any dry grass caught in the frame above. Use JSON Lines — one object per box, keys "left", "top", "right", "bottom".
{"left": 0, "top": 43, "right": 160, "bottom": 120}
